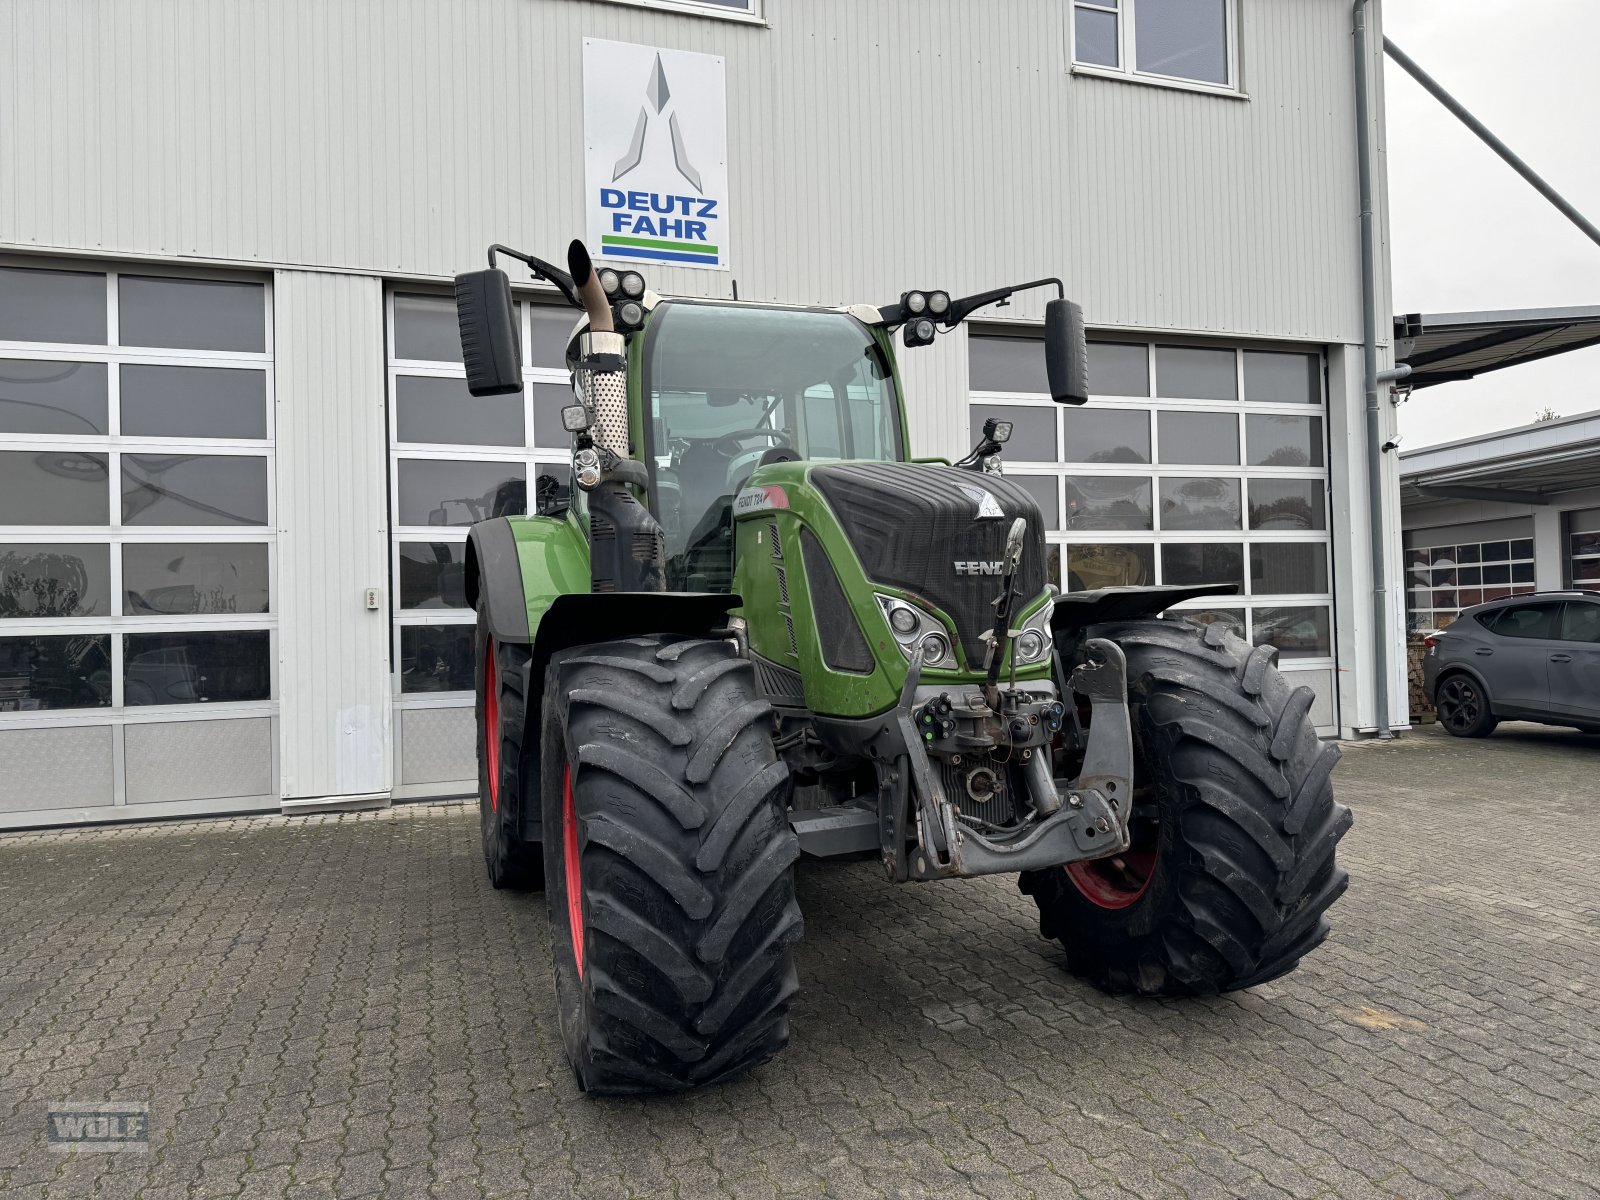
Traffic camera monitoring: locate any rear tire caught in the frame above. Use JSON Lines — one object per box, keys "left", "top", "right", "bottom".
{"left": 1435, "top": 672, "right": 1498, "bottom": 738}
{"left": 541, "top": 635, "right": 802, "bottom": 1094}
{"left": 1020, "top": 617, "right": 1351, "bottom": 995}
{"left": 475, "top": 603, "right": 543, "bottom": 890}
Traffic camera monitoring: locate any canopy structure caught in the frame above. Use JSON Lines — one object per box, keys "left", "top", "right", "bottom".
{"left": 1393, "top": 306, "right": 1600, "bottom": 389}
{"left": 1400, "top": 407, "right": 1600, "bottom": 506}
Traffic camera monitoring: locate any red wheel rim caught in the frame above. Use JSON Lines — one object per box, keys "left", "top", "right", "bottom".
{"left": 484, "top": 639, "right": 500, "bottom": 811}
{"left": 562, "top": 763, "right": 584, "bottom": 979}
{"left": 1066, "top": 850, "right": 1157, "bottom": 910}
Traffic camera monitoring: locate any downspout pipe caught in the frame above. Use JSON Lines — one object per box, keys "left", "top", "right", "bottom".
{"left": 1352, "top": 0, "right": 1392, "bottom": 737}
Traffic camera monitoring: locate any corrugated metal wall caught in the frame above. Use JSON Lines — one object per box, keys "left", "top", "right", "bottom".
{"left": 273, "top": 270, "right": 391, "bottom": 800}
{"left": 2, "top": 0, "right": 1371, "bottom": 341}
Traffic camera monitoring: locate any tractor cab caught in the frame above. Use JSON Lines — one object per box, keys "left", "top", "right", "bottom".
{"left": 639, "top": 300, "right": 906, "bottom": 591}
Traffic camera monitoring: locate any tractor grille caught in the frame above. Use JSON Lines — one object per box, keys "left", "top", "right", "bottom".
{"left": 800, "top": 529, "right": 874, "bottom": 675}
{"left": 810, "top": 464, "right": 1045, "bottom": 668}
{"left": 752, "top": 654, "right": 806, "bottom": 706}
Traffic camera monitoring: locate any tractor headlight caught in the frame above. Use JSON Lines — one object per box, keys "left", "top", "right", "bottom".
{"left": 620, "top": 271, "right": 646, "bottom": 298}
{"left": 904, "top": 291, "right": 927, "bottom": 315}
{"left": 598, "top": 269, "right": 621, "bottom": 297}
{"left": 875, "top": 594, "right": 958, "bottom": 669}
{"left": 928, "top": 290, "right": 950, "bottom": 316}
{"left": 1012, "top": 600, "right": 1055, "bottom": 666}
{"left": 1017, "top": 601, "right": 1056, "bottom": 668}
{"left": 616, "top": 300, "right": 646, "bottom": 331}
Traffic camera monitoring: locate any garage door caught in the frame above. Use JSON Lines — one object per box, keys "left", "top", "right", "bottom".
{"left": 385, "top": 291, "right": 576, "bottom": 798}
{"left": 0, "top": 260, "right": 277, "bottom": 826}
{"left": 968, "top": 332, "right": 1338, "bottom": 733}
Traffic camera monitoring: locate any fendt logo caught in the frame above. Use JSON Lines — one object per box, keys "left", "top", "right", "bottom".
{"left": 954, "top": 561, "right": 1005, "bottom": 576}
{"left": 584, "top": 40, "right": 730, "bottom": 272}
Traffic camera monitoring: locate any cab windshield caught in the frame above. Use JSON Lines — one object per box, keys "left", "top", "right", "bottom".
{"left": 642, "top": 301, "right": 904, "bottom": 591}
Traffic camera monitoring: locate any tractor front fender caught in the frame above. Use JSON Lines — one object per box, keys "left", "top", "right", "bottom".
{"left": 1051, "top": 583, "right": 1241, "bottom": 640}
{"left": 528, "top": 592, "right": 741, "bottom": 692}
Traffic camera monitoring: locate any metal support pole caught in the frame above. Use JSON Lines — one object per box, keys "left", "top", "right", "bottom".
{"left": 1384, "top": 37, "right": 1600, "bottom": 253}
{"left": 1353, "top": 0, "right": 1392, "bottom": 737}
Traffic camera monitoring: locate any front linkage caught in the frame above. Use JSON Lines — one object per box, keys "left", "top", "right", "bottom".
{"left": 817, "top": 632, "right": 1131, "bottom": 882}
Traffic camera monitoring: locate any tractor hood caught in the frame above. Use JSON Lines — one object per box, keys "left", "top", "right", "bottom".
{"left": 805, "top": 462, "right": 1048, "bottom": 668}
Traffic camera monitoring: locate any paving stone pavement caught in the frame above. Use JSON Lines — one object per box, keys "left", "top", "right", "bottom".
{"left": 1, "top": 721, "right": 1597, "bottom": 1199}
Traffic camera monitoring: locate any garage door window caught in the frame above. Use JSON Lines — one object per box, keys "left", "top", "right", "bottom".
{"left": 1406, "top": 537, "right": 1535, "bottom": 632}
{"left": 0, "top": 263, "right": 274, "bottom": 715}
{"left": 1567, "top": 508, "right": 1600, "bottom": 587}
{"left": 969, "top": 333, "right": 1331, "bottom": 668}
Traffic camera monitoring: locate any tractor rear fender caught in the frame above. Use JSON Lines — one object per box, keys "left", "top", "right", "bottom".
{"left": 1051, "top": 584, "right": 1241, "bottom": 640}
{"left": 464, "top": 514, "right": 589, "bottom": 646}
{"left": 466, "top": 515, "right": 741, "bottom": 842}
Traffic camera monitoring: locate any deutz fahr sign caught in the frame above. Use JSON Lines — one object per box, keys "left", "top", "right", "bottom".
{"left": 583, "top": 38, "right": 729, "bottom": 272}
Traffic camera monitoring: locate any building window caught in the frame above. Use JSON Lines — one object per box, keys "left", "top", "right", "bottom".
{"left": 1072, "top": 0, "right": 1237, "bottom": 90}
{"left": 599, "top": 0, "right": 761, "bottom": 20}
{"left": 1568, "top": 507, "right": 1600, "bottom": 588}
{"left": 1404, "top": 537, "right": 1537, "bottom": 633}
{"left": 968, "top": 333, "right": 1331, "bottom": 671}
{"left": 0, "top": 262, "right": 276, "bottom": 718}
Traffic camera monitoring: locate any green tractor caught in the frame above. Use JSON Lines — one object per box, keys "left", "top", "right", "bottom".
{"left": 454, "top": 240, "right": 1351, "bottom": 1095}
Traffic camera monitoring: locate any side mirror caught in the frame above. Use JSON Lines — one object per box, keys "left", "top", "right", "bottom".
{"left": 1044, "top": 298, "right": 1089, "bottom": 405}
{"left": 454, "top": 269, "right": 522, "bottom": 396}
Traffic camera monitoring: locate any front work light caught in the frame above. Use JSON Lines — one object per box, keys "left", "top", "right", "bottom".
{"left": 620, "top": 271, "right": 646, "bottom": 298}
{"left": 616, "top": 300, "right": 646, "bottom": 330}
{"left": 560, "top": 404, "right": 593, "bottom": 433}
{"left": 983, "top": 417, "right": 1013, "bottom": 444}
{"left": 598, "top": 269, "right": 621, "bottom": 297}
{"left": 928, "top": 290, "right": 950, "bottom": 316}
{"left": 903, "top": 317, "right": 937, "bottom": 348}
{"left": 904, "top": 291, "right": 927, "bottom": 315}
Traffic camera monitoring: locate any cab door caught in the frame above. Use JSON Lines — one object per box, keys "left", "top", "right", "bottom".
{"left": 1482, "top": 601, "right": 1561, "bottom": 712}
{"left": 1549, "top": 601, "right": 1600, "bottom": 720}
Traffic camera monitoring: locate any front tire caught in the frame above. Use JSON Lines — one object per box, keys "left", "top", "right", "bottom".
{"left": 475, "top": 603, "right": 543, "bottom": 890}
{"left": 541, "top": 635, "right": 802, "bottom": 1094}
{"left": 1020, "top": 617, "right": 1351, "bottom": 995}
{"left": 1435, "top": 672, "right": 1498, "bottom": 738}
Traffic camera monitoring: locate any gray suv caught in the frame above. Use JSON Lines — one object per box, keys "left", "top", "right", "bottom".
{"left": 1422, "top": 591, "right": 1600, "bottom": 737}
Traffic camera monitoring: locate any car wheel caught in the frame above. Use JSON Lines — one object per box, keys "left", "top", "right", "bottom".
{"left": 1435, "top": 674, "right": 1498, "bottom": 738}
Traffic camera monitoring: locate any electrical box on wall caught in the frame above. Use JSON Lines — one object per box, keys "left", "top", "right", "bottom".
{"left": 364, "top": 588, "right": 381, "bottom": 611}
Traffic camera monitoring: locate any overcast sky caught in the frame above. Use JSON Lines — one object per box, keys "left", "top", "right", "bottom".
{"left": 1384, "top": 1, "right": 1600, "bottom": 447}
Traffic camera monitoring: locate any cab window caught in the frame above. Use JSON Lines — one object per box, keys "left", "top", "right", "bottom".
{"left": 643, "top": 301, "right": 904, "bottom": 591}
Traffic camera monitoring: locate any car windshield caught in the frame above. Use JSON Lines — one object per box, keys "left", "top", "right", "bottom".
{"left": 642, "top": 301, "right": 904, "bottom": 590}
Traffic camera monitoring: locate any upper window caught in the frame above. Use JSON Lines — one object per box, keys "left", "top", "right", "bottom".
{"left": 1072, "top": 0, "right": 1236, "bottom": 91}
{"left": 600, "top": 0, "right": 760, "bottom": 20}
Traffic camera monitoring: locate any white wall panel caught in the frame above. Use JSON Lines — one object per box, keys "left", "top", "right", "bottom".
{"left": 0, "top": 0, "right": 1384, "bottom": 347}
{"left": 0, "top": 725, "right": 114, "bottom": 814}
{"left": 125, "top": 718, "right": 272, "bottom": 804}
{"left": 273, "top": 271, "right": 392, "bottom": 799}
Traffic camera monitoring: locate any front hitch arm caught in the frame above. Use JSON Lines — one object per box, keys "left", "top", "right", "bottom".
{"left": 898, "top": 637, "right": 1133, "bottom": 880}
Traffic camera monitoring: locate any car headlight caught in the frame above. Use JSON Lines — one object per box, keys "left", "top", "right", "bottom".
{"left": 875, "top": 594, "right": 957, "bottom": 669}
{"left": 1012, "top": 599, "right": 1054, "bottom": 666}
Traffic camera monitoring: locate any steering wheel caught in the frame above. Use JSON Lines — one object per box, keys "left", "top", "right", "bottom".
{"left": 712, "top": 428, "right": 792, "bottom": 456}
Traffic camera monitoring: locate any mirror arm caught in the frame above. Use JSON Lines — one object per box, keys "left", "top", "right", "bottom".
{"left": 486, "top": 243, "right": 583, "bottom": 310}
{"left": 943, "top": 277, "right": 1064, "bottom": 327}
